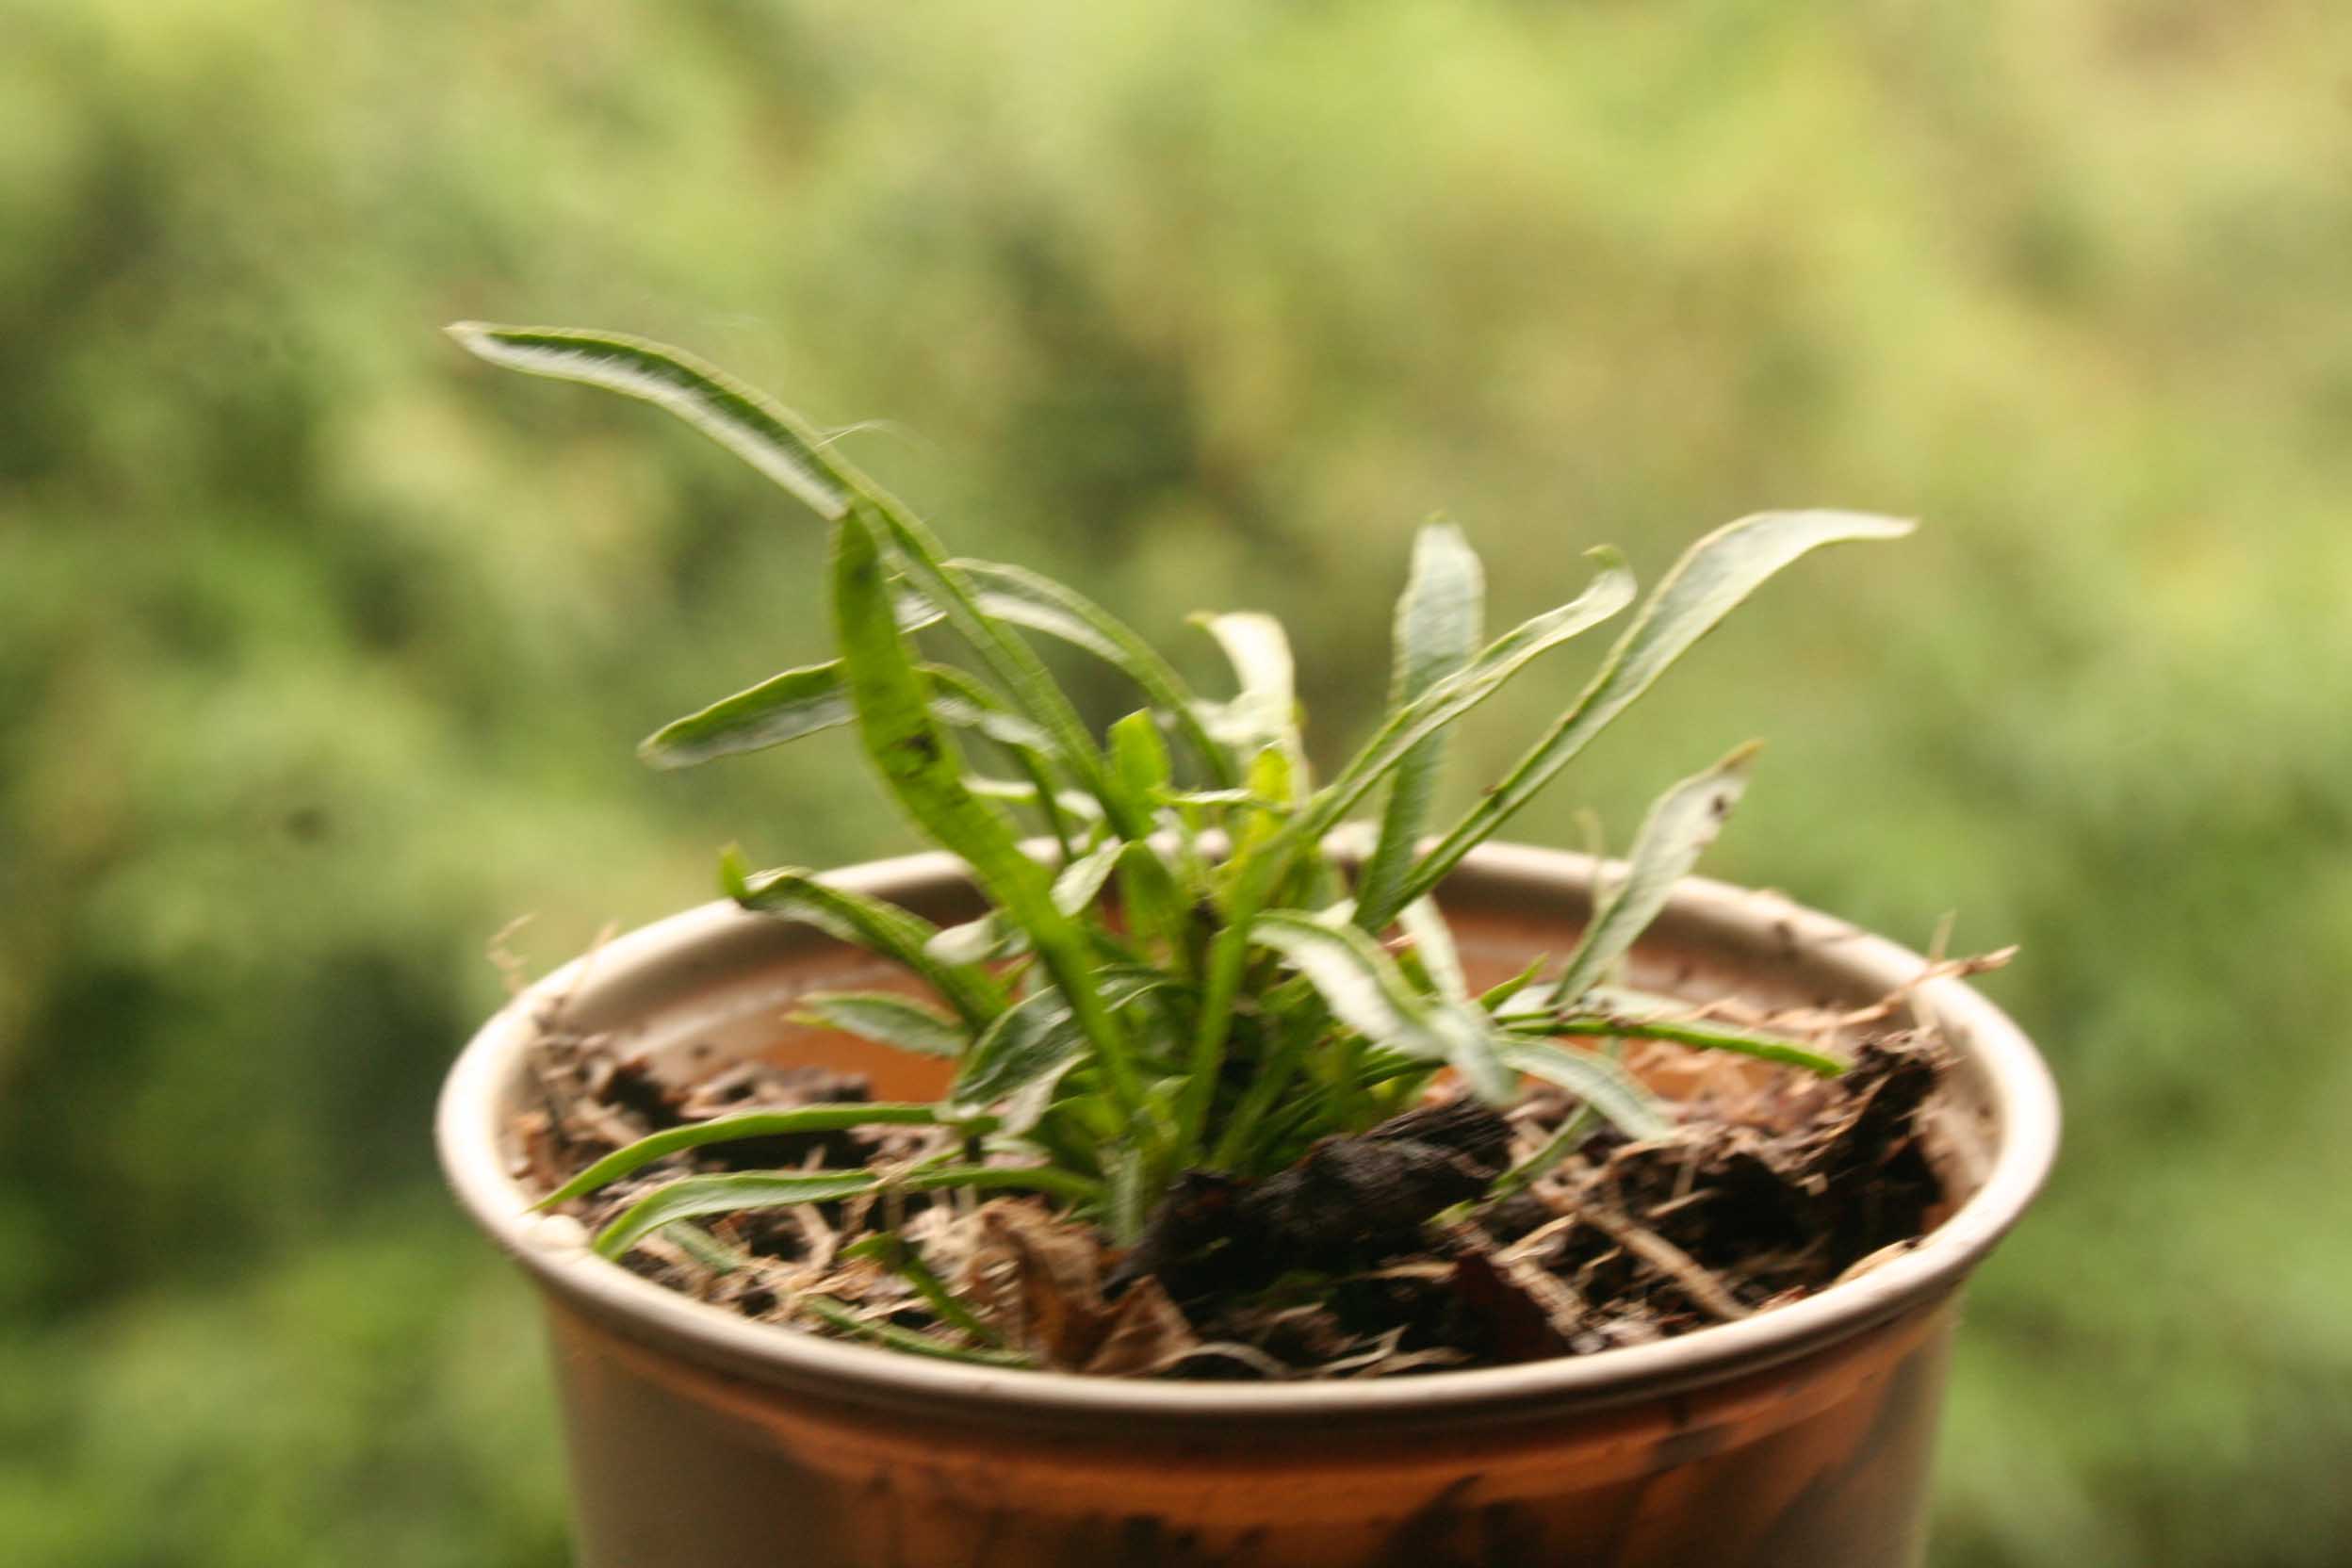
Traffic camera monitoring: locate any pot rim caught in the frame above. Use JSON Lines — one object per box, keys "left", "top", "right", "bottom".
{"left": 438, "top": 841, "right": 2057, "bottom": 1429}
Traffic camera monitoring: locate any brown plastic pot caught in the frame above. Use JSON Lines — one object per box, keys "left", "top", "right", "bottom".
{"left": 439, "top": 842, "right": 2057, "bottom": 1568}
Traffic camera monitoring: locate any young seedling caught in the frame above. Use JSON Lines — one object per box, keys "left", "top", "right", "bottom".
{"left": 453, "top": 323, "right": 1913, "bottom": 1370}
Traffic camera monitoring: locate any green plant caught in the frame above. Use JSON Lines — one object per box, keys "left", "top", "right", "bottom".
{"left": 449, "top": 323, "right": 1908, "bottom": 1360}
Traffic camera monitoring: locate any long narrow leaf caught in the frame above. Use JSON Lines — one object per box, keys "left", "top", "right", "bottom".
{"left": 537, "top": 1103, "right": 954, "bottom": 1209}
{"left": 1115, "top": 839, "right": 1192, "bottom": 978}
{"left": 1396, "top": 896, "right": 1469, "bottom": 1002}
{"left": 639, "top": 662, "right": 855, "bottom": 769}
{"left": 1499, "top": 1039, "right": 1673, "bottom": 1140}
{"left": 1179, "top": 548, "right": 1638, "bottom": 1130}
{"left": 1477, "top": 954, "right": 1551, "bottom": 1015}
{"left": 800, "top": 1296, "right": 1036, "bottom": 1367}
{"left": 595, "top": 1162, "right": 1100, "bottom": 1258}
{"left": 916, "top": 665, "right": 1055, "bottom": 752}
{"left": 1050, "top": 838, "right": 1125, "bottom": 917}
{"left": 722, "top": 853, "right": 1005, "bottom": 1029}
{"left": 1247, "top": 913, "right": 1515, "bottom": 1104}
{"left": 836, "top": 1233, "right": 1004, "bottom": 1343}
{"left": 1248, "top": 912, "right": 1446, "bottom": 1060}
{"left": 1553, "top": 743, "right": 1759, "bottom": 1000}
{"left": 1309, "top": 547, "right": 1637, "bottom": 846}
{"left": 863, "top": 508, "right": 1146, "bottom": 839}
{"left": 1432, "top": 1004, "right": 1517, "bottom": 1104}
{"left": 924, "top": 914, "right": 1026, "bottom": 968}
{"left": 447, "top": 324, "right": 856, "bottom": 519}
{"left": 917, "top": 662, "right": 1076, "bottom": 852}
{"left": 640, "top": 657, "right": 1046, "bottom": 771}
{"left": 1092, "top": 709, "right": 1168, "bottom": 841}
{"left": 949, "top": 560, "right": 1238, "bottom": 786}
{"left": 961, "top": 776, "right": 1106, "bottom": 820}
{"left": 1195, "top": 612, "right": 1300, "bottom": 765}
{"left": 595, "top": 1170, "right": 882, "bottom": 1257}
{"left": 832, "top": 513, "right": 1148, "bottom": 1127}
{"left": 791, "top": 992, "right": 969, "bottom": 1059}
{"left": 1386, "top": 511, "right": 1912, "bottom": 921}
{"left": 1356, "top": 521, "right": 1484, "bottom": 923}
{"left": 948, "top": 990, "right": 1087, "bottom": 1117}
{"left": 1545, "top": 1014, "right": 1849, "bottom": 1077}
{"left": 450, "top": 325, "right": 1138, "bottom": 838}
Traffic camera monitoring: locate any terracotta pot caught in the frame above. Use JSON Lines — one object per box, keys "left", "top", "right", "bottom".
{"left": 438, "top": 843, "right": 2057, "bottom": 1568}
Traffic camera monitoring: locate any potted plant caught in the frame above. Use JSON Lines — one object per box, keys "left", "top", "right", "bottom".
{"left": 436, "top": 325, "right": 2057, "bottom": 1568}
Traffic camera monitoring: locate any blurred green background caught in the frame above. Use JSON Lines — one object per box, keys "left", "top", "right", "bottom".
{"left": 4, "top": 1, "right": 2347, "bottom": 1562}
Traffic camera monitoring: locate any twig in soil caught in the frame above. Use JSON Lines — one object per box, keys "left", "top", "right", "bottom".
{"left": 1575, "top": 1201, "right": 1751, "bottom": 1323}
{"left": 1495, "top": 1212, "right": 1580, "bottom": 1266}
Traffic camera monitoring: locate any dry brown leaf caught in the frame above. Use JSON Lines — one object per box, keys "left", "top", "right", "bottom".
{"left": 1077, "top": 1275, "right": 1199, "bottom": 1376}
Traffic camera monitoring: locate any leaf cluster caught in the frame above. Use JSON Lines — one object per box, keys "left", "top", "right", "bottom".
{"left": 451, "top": 325, "right": 1906, "bottom": 1287}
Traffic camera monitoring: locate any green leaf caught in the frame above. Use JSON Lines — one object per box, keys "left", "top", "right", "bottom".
{"left": 1247, "top": 912, "right": 1444, "bottom": 1058}
{"left": 1431, "top": 1006, "right": 1517, "bottom": 1105}
{"left": 1108, "top": 710, "right": 1172, "bottom": 799}
{"left": 722, "top": 852, "right": 1005, "bottom": 1030}
{"left": 864, "top": 520, "right": 1146, "bottom": 840}
{"left": 444, "top": 326, "right": 851, "bottom": 521}
{"left": 924, "top": 913, "right": 1026, "bottom": 968}
{"left": 947, "top": 561, "right": 1238, "bottom": 786}
{"left": 1115, "top": 840, "right": 1192, "bottom": 979}
{"left": 447, "top": 324, "right": 857, "bottom": 520}
{"left": 1245, "top": 911, "right": 1516, "bottom": 1108}
{"left": 961, "top": 776, "right": 1106, "bottom": 821}
{"left": 451, "top": 325, "right": 1140, "bottom": 839}
{"left": 837, "top": 1233, "right": 1004, "bottom": 1343}
{"left": 1357, "top": 521, "right": 1485, "bottom": 924}
{"left": 638, "top": 657, "right": 1042, "bottom": 771}
{"left": 831, "top": 512, "right": 1149, "bottom": 1128}
{"left": 595, "top": 1170, "right": 883, "bottom": 1257}
{"left": 1498, "top": 1039, "right": 1674, "bottom": 1141}
{"left": 663, "top": 1221, "right": 750, "bottom": 1275}
{"left": 1179, "top": 548, "right": 1639, "bottom": 1135}
{"left": 800, "top": 1296, "right": 1036, "bottom": 1368}
{"left": 1477, "top": 954, "right": 1550, "bottom": 1014}
{"left": 1386, "top": 511, "right": 1913, "bottom": 921}
{"left": 790, "top": 992, "right": 968, "bottom": 1059}
{"left": 1051, "top": 838, "right": 1125, "bottom": 918}
{"left": 1396, "top": 897, "right": 1469, "bottom": 1002}
{"left": 1104, "top": 709, "right": 1173, "bottom": 836}
{"left": 1105, "top": 1144, "right": 1151, "bottom": 1247}
{"left": 1311, "top": 547, "right": 1637, "bottom": 848}
{"left": 1194, "top": 612, "right": 1300, "bottom": 764}
{"left": 917, "top": 665, "right": 1056, "bottom": 752}
{"left": 948, "top": 990, "right": 1088, "bottom": 1118}
{"left": 639, "top": 662, "right": 856, "bottom": 769}
{"left": 1156, "top": 787, "right": 1254, "bottom": 808}
{"left": 1545, "top": 1013, "right": 1849, "bottom": 1077}
{"left": 1232, "top": 743, "right": 1298, "bottom": 857}
{"left": 1094, "top": 961, "right": 1184, "bottom": 1011}
{"left": 596, "top": 1164, "right": 1100, "bottom": 1258}
{"left": 917, "top": 662, "right": 1079, "bottom": 853}
{"left": 1553, "top": 743, "right": 1759, "bottom": 1000}
{"left": 537, "top": 1103, "right": 956, "bottom": 1209}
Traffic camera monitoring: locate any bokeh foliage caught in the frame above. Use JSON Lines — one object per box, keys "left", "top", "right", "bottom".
{"left": 4, "top": 0, "right": 2348, "bottom": 1562}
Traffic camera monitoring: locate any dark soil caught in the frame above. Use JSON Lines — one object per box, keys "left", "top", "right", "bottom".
{"left": 513, "top": 1025, "right": 1954, "bottom": 1380}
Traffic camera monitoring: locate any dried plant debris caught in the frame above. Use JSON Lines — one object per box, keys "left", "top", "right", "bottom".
{"left": 516, "top": 1024, "right": 1954, "bottom": 1379}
